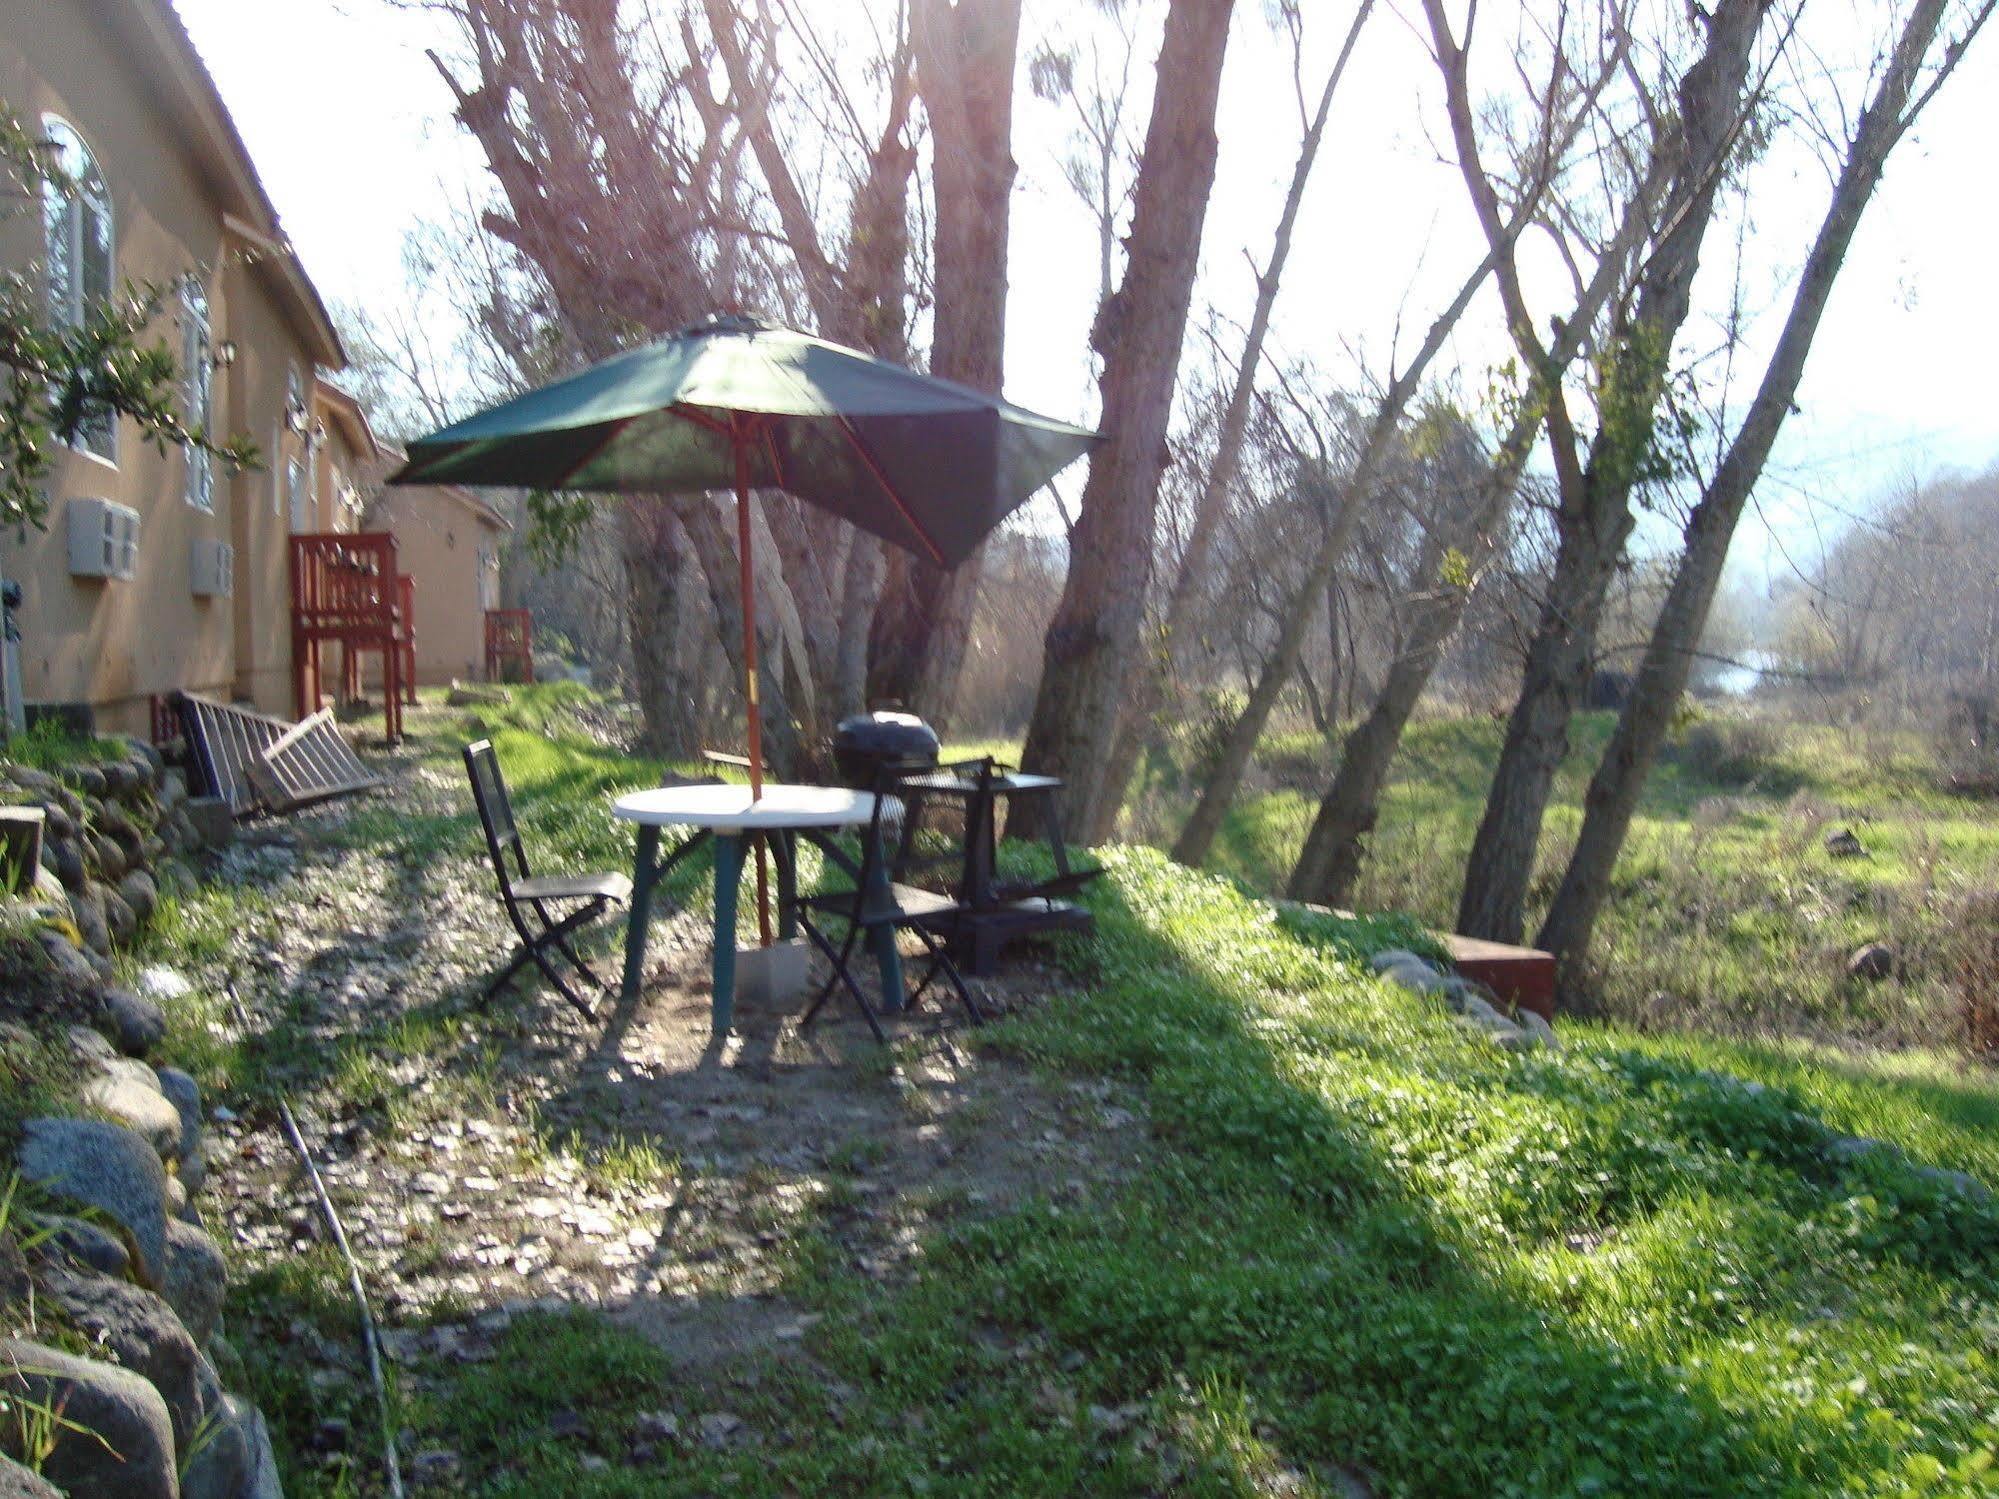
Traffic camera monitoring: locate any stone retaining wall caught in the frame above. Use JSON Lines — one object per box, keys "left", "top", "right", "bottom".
{"left": 1, "top": 740, "right": 280, "bottom": 1498}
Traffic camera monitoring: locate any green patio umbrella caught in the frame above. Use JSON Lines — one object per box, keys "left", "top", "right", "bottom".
{"left": 390, "top": 313, "right": 1100, "bottom": 937}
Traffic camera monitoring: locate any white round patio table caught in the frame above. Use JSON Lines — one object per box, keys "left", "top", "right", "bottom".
{"left": 611, "top": 783, "right": 899, "bottom": 1034}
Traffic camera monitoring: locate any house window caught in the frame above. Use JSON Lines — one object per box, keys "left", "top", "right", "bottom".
{"left": 180, "top": 278, "right": 214, "bottom": 511}
{"left": 287, "top": 455, "right": 307, "bottom": 532}
{"left": 40, "top": 115, "right": 115, "bottom": 462}
{"left": 478, "top": 545, "right": 499, "bottom": 612}
{"left": 270, "top": 422, "right": 282, "bottom": 515}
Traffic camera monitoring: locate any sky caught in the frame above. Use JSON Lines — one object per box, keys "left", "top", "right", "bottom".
{"left": 174, "top": 0, "right": 1999, "bottom": 595}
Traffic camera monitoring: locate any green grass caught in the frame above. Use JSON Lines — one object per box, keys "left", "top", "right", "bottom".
{"left": 389, "top": 847, "right": 1999, "bottom": 1495}
{"left": 1147, "top": 708, "right": 1999, "bottom": 1048}
{"left": 122, "top": 687, "right": 1999, "bottom": 1494}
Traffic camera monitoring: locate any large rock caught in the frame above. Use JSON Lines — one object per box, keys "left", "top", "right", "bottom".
{"left": 36, "top": 931, "right": 98, "bottom": 990}
{"left": 182, "top": 1393, "right": 282, "bottom": 1499}
{"left": 183, "top": 798, "right": 233, "bottom": 850}
{"left": 1848, "top": 942, "right": 1895, "bottom": 982}
{"left": 118, "top": 870, "right": 159, "bottom": 928}
{"left": 17, "top": 1117, "right": 170, "bottom": 1289}
{"left": 0, "top": 1337, "right": 177, "bottom": 1499}
{"left": 93, "top": 833, "right": 128, "bottom": 883}
{"left": 71, "top": 883, "right": 111, "bottom": 956}
{"left": 37, "top": 1262, "right": 222, "bottom": 1454}
{"left": 46, "top": 835, "right": 86, "bottom": 893}
{"left": 99, "top": 985, "right": 167, "bottom": 1058}
{"left": 103, "top": 887, "right": 138, "bottom": 947}
{"left": 0, "top": 1455, "right": 62, "bottom": 1497}
{"left": 155, "top": 1067, "right": 205, "bottom": 1191}
{"left": 82, "top": 1060, "right": 183, "bottom": 1160}
{"left": 34, "top": 1211, "right": 131, "bottom": 1279}
{"left": 161, "top": 1218, "right": 227, "bottom": 1346}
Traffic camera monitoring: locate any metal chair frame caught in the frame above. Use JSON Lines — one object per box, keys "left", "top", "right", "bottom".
{"left": 791, "top": 764, "right": 984, "bottom": 1043}
{"left": 464, "top": 739, "right": 629, "bottom": 1019}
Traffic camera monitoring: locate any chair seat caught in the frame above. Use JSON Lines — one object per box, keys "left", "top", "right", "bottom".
{"left": 798, "top": 881, "right": 963, "bottom": 925}
{"left": 513, "top": 870, "right": 633, "bottom": 904}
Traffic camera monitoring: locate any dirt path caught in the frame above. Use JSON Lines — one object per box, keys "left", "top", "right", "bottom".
{"left": 181, "top": 708, "right": 1150, "bottom": 1474}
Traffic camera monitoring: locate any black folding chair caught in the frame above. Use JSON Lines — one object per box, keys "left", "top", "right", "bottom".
{"left": 464, "top": 739, "right": 631, "bottom": 1019}
{"left": 790, "top": 764, "right": 985, "bottom": 1043}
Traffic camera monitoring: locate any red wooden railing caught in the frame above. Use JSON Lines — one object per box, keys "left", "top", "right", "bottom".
{"left": 484, "top": 608, "right": 535, "bottom": 685}
{"left": 290, "top": 532, "right": 408, "bottom": 742}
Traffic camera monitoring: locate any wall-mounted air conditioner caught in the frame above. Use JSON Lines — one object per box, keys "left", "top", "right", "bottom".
{"left": 65, "top": 498, "right": 140, "bottom": 581}
{"left": 190, "top": 538, "right": 233, "bottom": 598}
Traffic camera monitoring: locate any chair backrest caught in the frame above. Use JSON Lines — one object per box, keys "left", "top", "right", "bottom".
{"left": 464, "top": 739, "right": 529, "bottom": 893}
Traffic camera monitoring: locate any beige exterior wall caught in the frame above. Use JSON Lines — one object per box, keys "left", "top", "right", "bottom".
{"left": 0, "top": 0, "right": 340, "bottom": 734}
{"left": 369, "top": 487, "right": 507, "bottom": 687}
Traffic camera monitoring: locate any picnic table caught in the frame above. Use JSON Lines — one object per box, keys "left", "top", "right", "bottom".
{"left": 612, "top": 782, "right": 905, "bottom": 1035}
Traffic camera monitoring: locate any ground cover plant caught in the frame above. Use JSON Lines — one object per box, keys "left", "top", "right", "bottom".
{"left": 1143, "top": 708, "right": 1999, "bottom": 1052}
{"left": 111, "top": 687, "right": 1999, "bottom": 1495}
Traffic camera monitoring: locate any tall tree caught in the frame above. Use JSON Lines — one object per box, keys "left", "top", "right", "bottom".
{"left": 1168, "top": 0, "right": 1639, "bottom": 865}
{"left": 1452, "top": 0, "right": 1774, "bottom": 944}
{"left": 1537, "top": 0, "right": 1995, "bottom": 965}
{"left": 868, "top": 0, "right": 1025, "bottom": 730}
{"left": 1018, "top": 0, "right": 1240, "bottom": 838}
{"left": 1093, "top": 0, "right": 1373, "bottom": 833}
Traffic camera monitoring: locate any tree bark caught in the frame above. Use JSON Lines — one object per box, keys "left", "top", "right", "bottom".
{"left": 868, "top": 0, "right": 1024, "bottom": 731}
{"left": 1097, "top": 2, "right": 1373, "bottom": 818}
{"left": 1454, "top": 0, "right": 1771, "bottom": 944}
{"left": 1017, "top": 0, "right": 1239, "bottom": 838}
{"left": 618, "top": 499, "right": 703, "bottom": 757}
{"left": 1537, "top": 0, "right": 1981, "bottom": 963}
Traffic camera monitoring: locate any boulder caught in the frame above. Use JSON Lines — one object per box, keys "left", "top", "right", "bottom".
{"left": 68, "top": 764, "right": 107, "bottom": 799}
{"left": 33, "top": 1212, "right": 131, "bottom": 1279}
{"left": 81, "top": 1062, "right": 184, "bottom": 1160}
{"left": 1379, "top": 959, "right": 1452, "bottom": 996}
{"left": 1847, "top": 942, "right": 1895, "bottom": 982}
{"left": 161, "top": 1218, "right": 227, "bottom": 1346}
{"left": 46, "top": 835, "right": 86, "bottom": 893}
{"left": 183, "top": 1394, "right": 281, "bottom": 1499}
{"left": 183, "top": 797, "right": 233, "bottom": 850}
{"left": 99, "top": 986, "right": 167, "bottom": 1057}
{"left": 5, "top": 766, "right": 59, "bottom": 796}
{"left": 123, "top": 736, "right": 165, "bottom": 778}
{"left": 65, "top": 1023, "right": 117, "bottom": 1067}
{"left": 103, "top": 887, "right": 137, "bottom": 947}
{"left": 36, "top": 931, "right": 98, "bottom": 990}
{"left": 155, "top": 1068, "right": 205, "bottom": 1190}
{"left": 1518, "top": 1010, "right": 1560, "bottom": 1049}
{"left": 0, "top": 1337, "right": 176, "bottom": 1499}
{"left": 16, "top": 1117, "right": 170, "bottom": 1289}
{"left": 99, "top": 760, "right": 133, "bottom": 798}
{"left": 118, "top": 870, "right": 159, "bottom": 928}
{"left": 93, "top": 833, "right": 128, "bottom": 882}
{"left": 71, "top": 883, "right": 110, "bottom": 956}
{"left": 0, "top": 1455, "right": 62, "bottom": 1498}
{"left": 36, "top": 1262, "right": 221, "bottom": 1453}
{"left": 158, "top": 769, "right": 187, "bottom": 812}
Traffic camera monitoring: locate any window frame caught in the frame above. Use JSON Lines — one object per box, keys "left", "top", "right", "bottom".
{"left": 40, "top": 114, "right": 117, "bottom": 465}
{"left": 179, "top": 276, "right": 214, "bottom": 512}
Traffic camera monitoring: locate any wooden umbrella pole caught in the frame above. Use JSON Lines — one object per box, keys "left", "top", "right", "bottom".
{"left": 733, "top": 420, "right": 773, "bottom": 946}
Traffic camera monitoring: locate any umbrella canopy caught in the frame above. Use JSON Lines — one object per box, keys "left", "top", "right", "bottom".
{"left": 388, "top": 314, "right": 1100, "bottom": 568}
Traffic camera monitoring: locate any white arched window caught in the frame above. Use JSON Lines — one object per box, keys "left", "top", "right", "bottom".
{"left": 180, "top": 277, "right": 214, "bottom": 511}
{"left": 40, "top": 115, "right": 115, "bottom": 461}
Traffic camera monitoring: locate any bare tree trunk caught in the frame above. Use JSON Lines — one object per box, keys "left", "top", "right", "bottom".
{"left": 619, "top": 498, "right": 702, "bottom": 757}
{"left": 1018, "top": 0, "right": 1239, "bottom": 835}
{"left": 1538, "top": 0, "right": 1986, "bottom": 962}
{"left": 1288, "top": 456, "right": 1523, "bottom": 903}
{"left": 868, "top": 0, "right": 1024, "bottom": 732}
{"left": 1454, "top": 0, "right": 1770, "bottom": 943}
{"left": 1097, "top": 1, "right": 1374, "bottom": 814}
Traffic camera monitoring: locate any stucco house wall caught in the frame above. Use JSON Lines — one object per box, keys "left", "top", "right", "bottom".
{"left": 367, "top": 479, "right": 510, "bottom": 688}
{"left": 0, "top": 0, "right": 345, "bottom": 735}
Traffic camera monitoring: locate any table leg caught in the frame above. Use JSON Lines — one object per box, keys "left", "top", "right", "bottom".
{"left": 619, "top": 825, "right": 661, "bottom": 1004}
{"left": 711, "top": 834, "right": 743, "bottom": 1036}
{"left": 864, "top": 824, "right": 907, "bottom": 1011}
{"left": 773, "top": 831, "right": 798, "bottom": 940}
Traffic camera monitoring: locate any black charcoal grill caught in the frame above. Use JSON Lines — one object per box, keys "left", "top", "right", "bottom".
{"left": 832, "top": 710, "right": 940, "bottom": 788}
